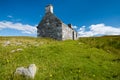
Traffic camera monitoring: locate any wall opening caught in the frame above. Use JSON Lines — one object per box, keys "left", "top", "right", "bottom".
{"left": 76, "top": 33, "right": 77, "bottom": 38}
{"left": 72, "top": 31, "right": 74, "bottom": 40}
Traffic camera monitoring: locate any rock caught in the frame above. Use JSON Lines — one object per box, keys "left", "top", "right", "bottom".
{"left": 16, "top": 48, "right": 23, "bottom": 51}
{"left": 14, "top": 64, "right": 37, "bottom": 79}
{"left": 10, "top": 50, "right": 16, "bottom": 53}
{"left": 10, "top": 48, "right": 23, "bottom": 53}
{"left": 78, "top": 42, "right": 82, "bottom": 44}
{"left": 28, "top": 64, "right": 37, "bottom": 78}
{"left": 3, "top": 41, "right": 10, "bottom": 46}
{"left": 15, "top": 42, "right": 22, "bottom": 46}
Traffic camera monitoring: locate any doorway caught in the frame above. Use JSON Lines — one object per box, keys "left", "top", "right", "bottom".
{"left": 72, "top": 31, "right": 74, "bottom": 40}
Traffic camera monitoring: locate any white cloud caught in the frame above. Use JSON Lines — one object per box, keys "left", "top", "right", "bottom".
{"left": 7, "top": 15, "right": 21, "bottom": 22}
{"left": 0, "top": 21, "right": 37, "bottom": 34}
{"left": 72, "top": 26, "right": 78, "bottom": 29}
{"left": 78, "top": 23, "right": 120, "bottom": 37}
{"left": 7, "top": 15, "right": 13, "bottom": 18}
{"left": 1, "top": 21, "right": 119, "bottom": 37}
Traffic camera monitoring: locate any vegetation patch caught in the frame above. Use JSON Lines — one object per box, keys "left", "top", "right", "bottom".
{"left": 0, "top": 36, "right": 120, "bottom": 80}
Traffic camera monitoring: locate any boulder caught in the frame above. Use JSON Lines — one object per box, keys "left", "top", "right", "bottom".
{"left": 14, "top": 64, "right": 37, "bottom": 79}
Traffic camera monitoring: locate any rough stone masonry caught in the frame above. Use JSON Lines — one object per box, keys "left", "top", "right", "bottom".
{"left": 37, "top": 4, "right": 77, "bottom": 40}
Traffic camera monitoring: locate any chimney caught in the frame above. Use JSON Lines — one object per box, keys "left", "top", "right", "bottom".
{"left": 68, "top": 24, "right": 72, "bottom": 28}
{"left": 45, "top": 4, "right": 53, "bottom": 13}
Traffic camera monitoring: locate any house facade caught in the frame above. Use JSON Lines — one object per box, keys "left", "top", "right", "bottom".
{"left": 37, "top": 4, "right": 77, "bottom": 40}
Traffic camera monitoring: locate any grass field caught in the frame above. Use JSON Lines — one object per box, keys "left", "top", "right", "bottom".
{"left": 0, "top": 36, "right": 120, "bottom": 80}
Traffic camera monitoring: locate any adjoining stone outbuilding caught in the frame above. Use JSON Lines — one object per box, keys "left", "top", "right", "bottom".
{"left": 37, "top": 4, "right": 77, "bottom": 40}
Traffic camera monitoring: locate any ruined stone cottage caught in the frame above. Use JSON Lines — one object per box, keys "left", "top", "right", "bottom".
{"left": 37, "top": 4, "right": 77, "bottom": 40}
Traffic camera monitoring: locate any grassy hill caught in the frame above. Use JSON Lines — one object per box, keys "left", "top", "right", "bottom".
{"left": 0, "top": 36, "right": 120, "bottom": 80}
{"left": 78, "top": 36, "right": 120, "bottom": 55}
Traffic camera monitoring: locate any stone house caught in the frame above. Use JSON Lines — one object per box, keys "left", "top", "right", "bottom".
{"left": 37, "top": 4, "right": 77, "bottom": 40}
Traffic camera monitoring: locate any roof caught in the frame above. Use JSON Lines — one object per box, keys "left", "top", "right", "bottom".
{"left": 38, "top": 12, "right": 62, "bottom": 27}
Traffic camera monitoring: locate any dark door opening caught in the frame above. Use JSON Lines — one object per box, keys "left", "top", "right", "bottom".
{"left": 72, "top": 31, "right": 74, "bottom": 40}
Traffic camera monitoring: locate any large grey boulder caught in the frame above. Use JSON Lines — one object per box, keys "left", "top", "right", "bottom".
{"left": 14, "top": 64, "right": 37, "bottom": 79}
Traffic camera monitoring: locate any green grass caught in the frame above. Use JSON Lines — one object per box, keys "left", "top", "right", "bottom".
{"left": 0, "top": 36, "right": 120, "bottom": 80}
{"left": 78, "top": 36, "right": 120, "bottom": 55}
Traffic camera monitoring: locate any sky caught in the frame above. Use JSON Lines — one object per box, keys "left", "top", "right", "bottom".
{"left": 0, "top": 0, "right": 120, "bottom": 37}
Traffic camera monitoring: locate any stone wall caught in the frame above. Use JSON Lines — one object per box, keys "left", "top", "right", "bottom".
{"left": 37, "top": 13, "right": 62, "bottom": 40}
{"left": 62, "top": 23, "right": 77, "bottom": 40}
{"left": 73, "top": 30, "right": 77, "bottom": 40}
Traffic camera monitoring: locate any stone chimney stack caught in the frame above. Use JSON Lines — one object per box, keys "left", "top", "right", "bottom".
{"left": 68, "top": 24, "right": 72, "bottom": 28}
{"left": 45, "top": 4, "right": 53, "bottom": 13}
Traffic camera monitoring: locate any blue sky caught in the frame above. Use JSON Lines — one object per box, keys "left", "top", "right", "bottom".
{"left": 0, "top": 0, "right": 120, "bottom": 37}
